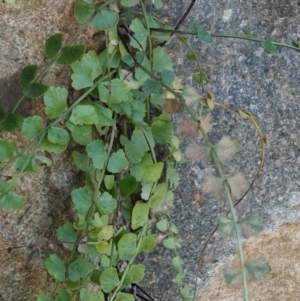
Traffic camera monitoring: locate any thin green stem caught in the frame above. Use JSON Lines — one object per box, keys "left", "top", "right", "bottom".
{"left": 150, "top": 28, "right": 300, "bottom": 52}
{"left": 177, "top": 34, "right": 208, "bottom": 89}
{"left": 108, "top": 219, "right": 150, "bottom": 301}
{"left": 140, "top": 0, "right": 153, "bottom": 124}
{"left": 134, "top": 61, "right": 249, "bottom": 301}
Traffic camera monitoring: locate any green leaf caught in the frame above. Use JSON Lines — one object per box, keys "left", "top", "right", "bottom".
{"left": 120, "top": 135, "right": 144, "bottom": 164}
{"left": 143, "top": 162, "right": 164, "bottom": 184}
{"left": 261, "top": 40, "right": 276, "bottom": 54}
{"left": 130, "top": 153, "right": 153, "bottom": 182}
{"left": 121, "top": 53, "right": 135, "bottom": 67}
{"left": 131, "top": 203, "right": 148, "bottom": 230}
{"left": 0, "top": 193, "right": 25, "bottom": 210}
{"left": 45, "top": 33, "right": 63, "bottom": 59}
{"left": 74, "top": 1, "right": 94, "bottom": 24}
{"left": 192, "top": 74, "right": 204, "bottom": 85}
{"left": 95, "top": 192, "right": 117, "bottom": 215}
{"left": 161, "top": 69, "right": 175, "bottom": 87}
{"left": 121, "top": 0, "right": 139, "bottom": 7}
{"left": 180, "top": 285, "right": 190, "bottom": 298}
{"left": 111, "top": 101, "right": 131, "bottom": 116}
{"left": 0, "top": 179, "right": 15, "bottom": 194}
{"left": 156, "top": 219, "right": 168, "bottom": 232}
{"left": 186, "top": 52, "right": 197, "bottom": 61}
{"left": 104, "top": 175, "right": 114, "bottom": 190}
{"left": 131, "top": 128, "right": 149, "bottom": 152}
{"left": 245, "top": 257, "right": 271, "bottom": 281}
{"left": 239, "top": 215, "right": 264, "bottom": 238}
{"left": 118, "top": 233, "right": 137, "bottom": 260}
{"left": 23, "top": 83, "right": 49, "bottom": 99}
{"left": 189, "top": 21, "right": 212, "bottom": 43}
{"left": 40, "top": 136, "right": 68, "bottom": 153}
{"left": 0, "top": 139, "right": 16, "bottom": 163}
{"left": 138, "top": 234, "right": 157, "bottom": 253}
{"left": 57, "top": 45, "right": 86, "bottom": 65}
{"left": 69, "top": 256, "right": 93, "bottom": 282}
{"left": 72, "top": 151, "right": 89, "bottom": 172}
{"left": 163, "top": 237, "right": 176, "bottom": 249}
{"left": 1, "top": 113, "right": 23, "bottom": 131}
{"left": 170, "top": 223, "right": 178, "bottom": 234}
{"left": 43, "top": 86, "right": 68, "bottom": 119}
{"left": 71, "top": 50, "right": 102, "bottom": 89}
{"left": 37, "top": 296, "right": 53, "bottom": 301}
{"left": 152, "top": 0, "right": 163, "bottom": 9}
{"left": 166, "top": 163, "right": 179, "bottom": 188}
{"left": 107, "top": 149, "right": 129, "bottom": 173}
{"left": 98, "top": 225, "right": 114, "bottom": 241}
{"left": 291, "top": 39, "right": 300, "bottom": 48}
{"left": 19, "top": 65, "right": 38, "bottom": 88}
{"left": 119, "top": 175, "right": 138, "bottom": 198}
{"left": 99, "top": 48, "right": 121, "bottom": 69}
{"left": 55, "top": 289, "right": 71, "bottom": 301}
{"left": 45, "top": 254, "right": 65, "bottom": 282}
{"left": 135, "top": 54, "right": 151, "bottom": 84}
{"left": 65, "top": 280, "right": 81, "bottom": 291}
{"left": 175, "top": 271, "right": 184, "bottom": 285}
{"left": 48, "top": 126, "right": 69, "bottom": 144}
{"left": 129, "top": 18, "right": 148, "bottom": 50}
{"left": 86, "top": 140, "right": 107, "bottom": 169}
{"left": 99, "top": 79, "right": 130, "bottom": 104}
{"left": 153, "top": 46, "right": 174, "bottom": 72}
{"left": 80, "top": 289, "right": 105, "bottom": 301}
{"left": 142, "top": 79, "right": 164, "bottom": 95}
{"left": 151, "top": 115, "right": 174, "bottom": 143}
{"left": 15, "top": 155, "right": 44, "bottom": 173}
{"left": 217, "top": 215, "right": 237, "bottom": 237}
{"left": 172, "top": 256, "right": 184, "bottom": 268}
{"left": 71, "top": 186, "right": 91, "bottom": 215}
{"left": 115, "top": 293, "right": 134, "bottom": 301}
{"left": 141, "top": 183, "right": 152, "bottom": 201}
{"left": 70, "top": 105, "right": 99, "bottom": 125}
{"left": 223, "top": 266, "right": 242, "bottom": 285}
{"left": 92, "top": 10, "right": 119, "bottom": 30}
{"left": 100, "top": 267, "right": 120, "bottom": 293}
{"left": 94, "top": 104, "right": 115, "bottom": 126}
{"left": 66, "top": 121, "right": 92, "bottom": 146}
{"left": 241, "top": 27, "right": 255, "bottom": 38}
{"left": 149, "top": 183, "right": 168, "bottom": 208}
{"left": 127, "top": 264, "right": 145, "bottom": 283}
{"left": 56, "top": 222, "right": 77, "bottom": 249}
{"left": 21, "top": 116, "right": 43, "bottom": 140}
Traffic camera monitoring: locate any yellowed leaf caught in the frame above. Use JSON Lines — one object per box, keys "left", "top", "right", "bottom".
{"left": 207, "top": 97, "right": 214, "bottom": 110}
{"left": 215, "top": 136, "right": 240, "bottom": 164}
{"left": 227, "top": 172, "right": 249, "bottom": 199}
{"left": 198, "top": 115, "right": 211, "bottom": 136}
{"left": 165, "top": 90, "right": 176, "bottom": 99}
{"left": 182, "top": 86, "right": 200, "bottom": 106}
{"left": 177, "top": 118, "right": 198, "bottom": 137}
{"left": 163, "top": 99, "right": 185, "bottom": 113}
{"left": 172, "top": 77, "right": 183, "bottom": 90}
{"left": 207, "top": 91, "right": 216, "bottom": 102}
{"left": 185, "top": 141, "right": 210, "bottom": 167}
{"left": 201, "top": 174, "right": 223, "bottom": 199}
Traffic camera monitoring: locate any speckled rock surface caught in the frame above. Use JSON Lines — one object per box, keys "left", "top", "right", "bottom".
{"left": 2, "top": 1, "right": 300, "bottom": 301}
{"left": 0, "top": 1, "right": 83, "bottom": 300}
{"left": 139, "top": 1, "right": 300, "bottom": 300}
